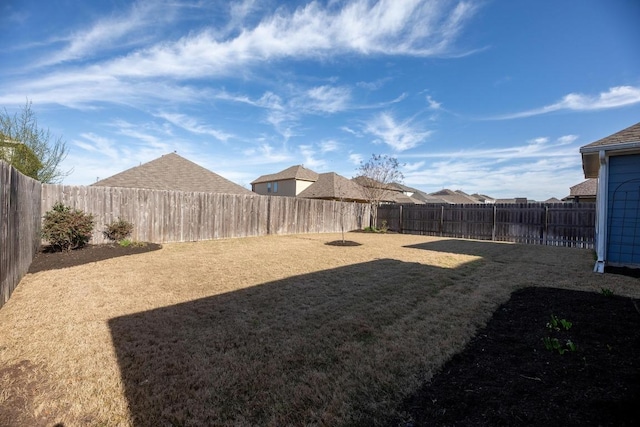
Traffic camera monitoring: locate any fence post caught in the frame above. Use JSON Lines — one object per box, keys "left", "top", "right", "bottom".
{"left": 399, "top": 204, "right": 403, "bottom": 234}
{"left": 266, "top": 196, "right": 271, "bottom": 235}
{"left": 439, "top": 205, "right": 444, "bottom": 236}
{"left": 492, "top": 204, "right": 497, "bottom": 241}
{"left": 543, "top": 205, "right": 549, "bottom": 245}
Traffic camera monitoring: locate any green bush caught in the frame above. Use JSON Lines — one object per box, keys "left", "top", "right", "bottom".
{"left": 42, "top": 202, "right": 95, "bottom": 251}
{"left": 103, "top": 218, "right": 134, "bottom": 242}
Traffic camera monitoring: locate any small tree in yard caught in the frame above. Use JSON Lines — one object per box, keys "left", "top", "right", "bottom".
{"left": 42, "top": 203, "right": 95, "bottom": 251}
{"left": 355, "top": 154, "right": 403, "bottom": 228}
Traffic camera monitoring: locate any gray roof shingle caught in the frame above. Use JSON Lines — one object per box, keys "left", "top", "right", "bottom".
{"left": 580, "top": 121, "right": 640, "bottom": 178}
{"left": 580, "top": 121, "right": 640, "bottom": 150}
{"left": 251, "top": 165, "right": 318, "bottom": 184}
{"left": 568, "top": 178, "right": 597, "bottom": 196}
{"left": 298, "top": 172, "right": 366, "bottom": 201}
{"left": 430, "top": 189, "right": 482, "bottom": 204}
{"left": 91, "top": 153, "right": 252, "bottom": 195}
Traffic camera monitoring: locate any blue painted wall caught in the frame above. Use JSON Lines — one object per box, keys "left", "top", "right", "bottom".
{"left": 607, "top": 153, "right": 640, "bottom": 266}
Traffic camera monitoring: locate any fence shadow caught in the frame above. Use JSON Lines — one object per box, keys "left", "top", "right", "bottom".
{"left": 404, "top": 238, "right": 516, "bottom": 257}
{"left": 108, "top": 257, "right": 485, "bottom": 426}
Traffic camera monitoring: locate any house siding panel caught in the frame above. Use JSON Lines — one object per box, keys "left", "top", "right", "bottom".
{"left": 606, "top": 154, "right": 640, "bottom": 266}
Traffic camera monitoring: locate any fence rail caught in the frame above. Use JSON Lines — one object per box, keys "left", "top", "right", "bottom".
{"left": 378, "top": 203, "right": 596, "bottom": 248}
{"left": 42, "top": 185, "right": 371, "bottom": 245}
{"left": 1, "top": 161, "right": 42, "bottom": 309}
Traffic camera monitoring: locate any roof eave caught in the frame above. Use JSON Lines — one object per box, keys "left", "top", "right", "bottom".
{"left": 580, "top": 141, "right": 640, "bottom": 179}
{"left": 579, "top": 140, "right": 640, "bottom": 154}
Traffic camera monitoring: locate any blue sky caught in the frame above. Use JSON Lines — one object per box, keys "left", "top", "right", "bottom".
{"left": 1, "top": 0, "right": 639, "bottom": 200}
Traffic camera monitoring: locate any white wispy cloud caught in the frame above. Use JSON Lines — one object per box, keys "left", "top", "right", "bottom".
{"left": 364, "top": 112, "right": 432, "bottom": 151}
{"left": 400, "top": 134, "right": 585, "bottom": 199}
{"left": 39, "top": 0, "right": 181, "bottom": 67}
{"left": 157, "top": 112, "right": 234, "bottom": 142}
{"left": 341, "top": 126, "right": 362, "bottom": 137}
{"left": 348, "top": 153, "right": 363, "bottom": 165}
{"left": 402, "top": 134, "right": 580, "bottom": 161}
{"left": 73, "top": 133, "right": 120, "bottom": 160}
{"left": 426, "top": 95, "right": 442, "bottom": 110}
{"left": 356, "top": 77, "right": 391, "bottom": 91}
{"left": 93, "top": 0, "right": 476, "bottom": 80}
{"left": 0, "top": 0, "right": 482, "bottom": 123}
{"left": 493, "top": 85, "right": 640, "bottom": 119}
{"left": 404, "top": 155, "right": 584, "bottom": 200}
{"left": 299, "top": 144, "right": 326, "bottom": 169}
{"left": 303, "top": 85, "right": 351, "bottom": 113}
{"left": 319, "top": 139, "right": 340, "bottom": 152}
{"left": 242, "top": 143, "right": 292, "bottom": 164}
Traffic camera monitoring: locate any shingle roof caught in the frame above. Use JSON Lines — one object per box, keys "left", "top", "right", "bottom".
{"left": 352, "top": 176, "right": 399, "bottom": 191}
{"left": 430, "top": 189, "right": 481, "bottom": 204}
{"left": 545, "top": 197, "right": 563, "bottom": 203}
{"left": 568, "top": 178, "right": 597, "bottom": 196}
{"left": 391, "top": 193, "right": 425, "bottom": 204}
{"left": 251, "top": 165, "right": 318, "bottom": 184}
{"left": 91, "top": 153, "right": 252, "bottom": 195}
{"left": 580, "top": 121, "right": 640, "bottom": 178}
{"left": 580, "top": 121, "right": 640, "bottom": 150}
{"left": 298, "top": 172, "right": 366, "bottom": 201}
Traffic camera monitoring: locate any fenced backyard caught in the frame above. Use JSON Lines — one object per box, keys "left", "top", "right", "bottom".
{"left": 1, "top": 233, "right": 639, "bottom": 426}
{"left": 2, "top": 166, "right": 598, "bottom": 309}
{"left": 378, "top": 202, "right": 596, "bottom": 248}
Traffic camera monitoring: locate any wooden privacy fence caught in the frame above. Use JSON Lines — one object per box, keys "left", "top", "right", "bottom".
{"left": 0, "top": 161, "right": 42, "bottom": 309}
{"left": 42, "top": 185, "right": 371, "bottom": 245}
{"left": 378, "top": 203, "right": 596, "bottom": 248}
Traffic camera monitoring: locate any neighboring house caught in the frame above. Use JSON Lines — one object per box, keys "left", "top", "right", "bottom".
{"left": 562, "top": 178, "right": 597, "bottom": 203}
{"left": 391, "top": 193, "right": 426, "bottom": 204}
{"left": 352, "top": 176, "right": 430, "bottom": 204}
{"left": 545, "top": 197, "right": 563, "bottom": 203}
{"left": 352, "top": 176, "right": 401, "bottom": 204}
{"left": 580, "top": 121, "right": 640, "bottom": 272}
{"left": 251, "top": 165, "right": 319, "bottom": 196}
{"left": 430, "top": 189, "right": 483, "bottom": 204}
{"left": 392, "top": 183, "right": 435, "bottom": 204}
{"left": 471, "top": 193, "right": 496, "bottom": 204}
{"left": 298, "top": 172, "right": 367, "bottom": 202}
{"left": 92, "top": 152, "right": 253, "bottom": 195}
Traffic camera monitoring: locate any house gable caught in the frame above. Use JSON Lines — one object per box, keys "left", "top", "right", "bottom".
{"left": 251, "top": 165, "right": 318, "bottom": 196}
{"left": 91, "top": 153, "right": 252, "bottom": 195}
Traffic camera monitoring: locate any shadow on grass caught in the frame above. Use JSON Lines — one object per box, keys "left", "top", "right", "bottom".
{"left": 404, "top": 238, "right": 515, "bottom": 257}
{"left": 108, "top": 258, "right": 482, "bottom": 426}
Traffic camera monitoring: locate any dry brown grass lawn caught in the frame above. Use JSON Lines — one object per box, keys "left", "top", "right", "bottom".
{"left": 1, "top": 233, "right": 639, "bottom": 426}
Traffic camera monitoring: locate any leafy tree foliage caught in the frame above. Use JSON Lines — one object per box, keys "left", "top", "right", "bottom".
{"left": 0, "top": 100, "right": 69, "bottom": 183}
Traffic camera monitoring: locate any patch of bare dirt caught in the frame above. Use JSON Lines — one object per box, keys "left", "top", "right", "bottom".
{"left": 394, "top": 287, "right": 640, "bottom": 427}
{"left": 325, "top": 240, "right": 363, "bottom": 246}
{"left": 0, "top": 360, "right": 67, "bottom": 427}
{"left": 28, "top": 243, "right": 163, "bottom": 273}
